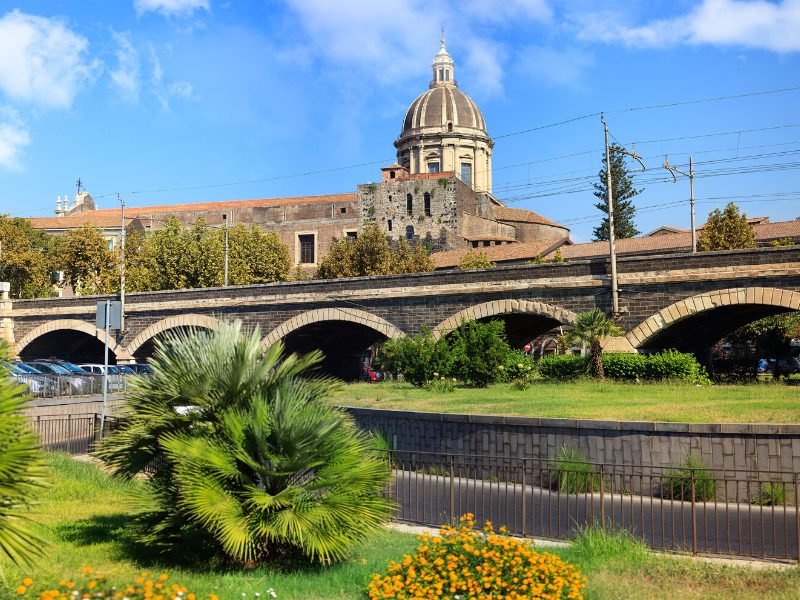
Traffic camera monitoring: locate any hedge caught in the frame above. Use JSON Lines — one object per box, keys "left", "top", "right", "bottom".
{"left": 538, "top": 350, "right": 710, "bottom": 384}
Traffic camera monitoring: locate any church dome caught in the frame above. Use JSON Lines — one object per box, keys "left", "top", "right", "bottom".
{"left": 402, "top": 86, "right": 486, "bottom": 133}
{"left": 394, "top": 34, "right": 494, "bottom": 193}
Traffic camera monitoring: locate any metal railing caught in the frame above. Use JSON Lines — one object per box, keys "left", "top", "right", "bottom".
{"left": 387, "top": 450, "right": 800, "bottom": 562}
{"left": 15, "top": 374, "right": 135, "bottom": 399}
{"left": 26, "top": 417, "right": 800, "bottom": 562}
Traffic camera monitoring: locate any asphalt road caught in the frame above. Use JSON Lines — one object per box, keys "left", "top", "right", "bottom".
{"left": 390, "top": 470, "right": 799, "bottom": 561}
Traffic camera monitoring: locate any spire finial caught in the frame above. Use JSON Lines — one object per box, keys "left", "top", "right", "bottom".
{"left": 441, "top": 27, "right": 446, "bottom": 49}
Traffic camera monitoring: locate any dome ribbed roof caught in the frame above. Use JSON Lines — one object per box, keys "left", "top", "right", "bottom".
{"left": 402, "top": 86, "right": 486, "bottom": 133}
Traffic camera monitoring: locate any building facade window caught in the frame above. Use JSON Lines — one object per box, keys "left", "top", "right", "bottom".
{"left": 406, "top": 193, "right": 413, "bottom": 216}
{"left": 345, "top": 230, "right": 358, "bottom": 240}
{"left": 387, "top": 219, "right": 393, "bottom": 232}
{"left": 298, "top": 233, "right": 316, "bottom": 264}
{"left": 460, "top": 162, "right": 472, "bottom": 186}
{"left": 340, "top": 206, "right": 347, "bottom": 214}
{"left": 389, "top": 170, "right": 396, "bottom": 179}
{"left": 428, "top": 162, "right": 440, "bottom": 173}
{"left": 423, "top": 192, "right": 431, "bottom": 216}
{"left": 405, "top": 225, "right": 415, "bottom": 240}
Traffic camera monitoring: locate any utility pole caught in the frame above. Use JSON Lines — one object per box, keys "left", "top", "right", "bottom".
{"left": 119, "top": 193, "right": 126, "bottom": 331}
{"left": 223, "top": 213, "right": 229, "bottom": 287}
{"left": 663, "top": 155, "right": 696, "bottom": 252}
{"left": 601, "top": 114, "right": 620, "bottom": 317}
{"left": 600, "top": 114, "right": 646, "bottom": 317}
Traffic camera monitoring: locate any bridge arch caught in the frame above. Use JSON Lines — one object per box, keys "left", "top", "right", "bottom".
{"left": 627, "top": 287, "right": 800, "bottom": 352}
{"left": 127, "top": 314, "right": 227, "bottom": 359}
{"left": 262, "top": 308, "right": 405, "bottom": 380}
{"left": 432, "top": 299, "right": 577, "bottom": 347}
{"left": 15, "top": 319, "right": 132, "bottom": 363}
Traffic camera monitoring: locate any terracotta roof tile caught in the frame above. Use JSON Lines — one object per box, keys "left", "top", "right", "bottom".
{"left": 492, "top": 205, "right": 564, "bottom": 228}
{"left": 28, "top": 193, "right": 357, "bottom": 229}
{"left": 433, "top": 238, "right": 570, "bottom": 269}
{"left": 552, "top": 219, "right": 800, "bottom": 260}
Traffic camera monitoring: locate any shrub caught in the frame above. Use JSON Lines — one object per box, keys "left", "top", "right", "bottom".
{"left": 502, "top": 349, "right": 536, "bottom": 390}
{"left": 97, "top": 321, "right": 391, "bottom": 565}
{"left": 423, "top": 374, "right": 457, "bottom": 393}
{"left": 15, "top": 569, "right": 224, "bottom": 600}
{"left": 555, "top": 446, "right": 600, "bottom": 494}
{"left": 662, "top": 454, "right": 716, "bottom": 502}
{"left": 643, "top": 349, "right": 711, "bottom": 384}
{"left": 753, "top": 482, "right": 786, "bottom": 506}
{"left": 448, "top": 320, "right": 511, "bottom": 387}
{"left": 457, "top": 250, "right": 496, "bottom": 270}
{"left": 538, "top": 354, "right": 589, "bottom": 381}
{"left": 601, "top": 353, "right": 648, "bottom": 381}
{"left": 379, "top": 328, "right": 451, "bottom": 387}
{"left": 367, "top": 514, "right": 585, "bottom": 599}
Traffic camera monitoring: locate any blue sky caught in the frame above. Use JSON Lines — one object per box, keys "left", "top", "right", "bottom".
{"left": 0, "top": 0, "right": 798, "bottom": 242}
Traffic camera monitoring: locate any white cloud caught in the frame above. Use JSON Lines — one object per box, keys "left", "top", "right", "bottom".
{"left": 168, "top": 81, "right": 194, "bottom": 99}
{"left": 285, "top": 0, "right": 553, "bottom": 95}
{"left": 0, "top": 10, "right": 99, "bottom": 108}
{"left": 461, "top": 0, "right": 552, "bottom": 24}
{"left": 148, "top": 44, "right": 196, "bottom": 109}
{"left": 134, "top": 0, "right": 210, "bottom": 17}
{"left": 109, "top": 31, "right": 141, "bottom": 102}
{"left": 0, "top": 106, "right": 30, "bottom": 170}
{"left": 575, "top": 0, "right": 800, "bottom": 53}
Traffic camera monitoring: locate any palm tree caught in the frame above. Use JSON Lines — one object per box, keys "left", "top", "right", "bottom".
{"left": 97, "top": 321, "right": 391, "bottom": 564}
{"left": 0, "top": 343, "right": 48, "bottom": 566}
{"left": 566, "top": 309, "right": 624, "bottom": 379}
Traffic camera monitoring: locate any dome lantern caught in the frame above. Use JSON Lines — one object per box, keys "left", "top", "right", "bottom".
{"left": 431, "top": 30, "right": 455, "bottom": 87}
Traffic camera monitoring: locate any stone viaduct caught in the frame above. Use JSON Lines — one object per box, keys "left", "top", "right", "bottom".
{"left": 4, "top": 246, "right": 800, "bottom": 379}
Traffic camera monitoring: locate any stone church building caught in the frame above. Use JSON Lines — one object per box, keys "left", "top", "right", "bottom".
{"left": 29, "top": 38, "right": 569, "bottom": 270}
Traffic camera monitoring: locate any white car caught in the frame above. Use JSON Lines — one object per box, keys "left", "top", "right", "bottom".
{"left": 78, "top": 364, "right": 125, "bottom": 392}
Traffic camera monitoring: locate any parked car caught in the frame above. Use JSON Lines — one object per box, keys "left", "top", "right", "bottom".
{"left": 78, "top": 364, "right": 125, "bottom": 392}
{"left": 24, "top": 361, "right": 89, "bottom": 396}
{"left": 777, "top": 356, "right": 800, "bottom": 375}
{"left": 2, "top": 362, "right": 56, "bottom": 396}
{"left": 126, "top": 363, "right": 154, "bottom": 375}
{"left": 361, "top": 363, "right": 383, "bottom": 383}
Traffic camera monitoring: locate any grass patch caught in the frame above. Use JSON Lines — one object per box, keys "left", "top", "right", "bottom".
{"left": 4, "top": 455, "right": 800, "bottom": 600}
{"left": 550, "top": 527, "right": 800, "bottom": 600}
{"left": 333, "top": 380, "right": 800, "bottom": 423}
{"left": 0, "top": 453, "right": 418, "bottom": 600}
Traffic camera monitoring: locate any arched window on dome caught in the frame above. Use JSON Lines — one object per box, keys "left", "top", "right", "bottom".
{"left": 447, "top": 121, "right": 453, "bottom": 133}
{"left": 445, "top": 69, "right": 450, "bottom": 82}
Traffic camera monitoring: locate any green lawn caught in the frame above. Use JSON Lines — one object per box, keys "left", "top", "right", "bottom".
{"left": 332, "top": 380, "right": 800, "bottom": 423}
{"left": 4, "top": 454, "right": 800, "bottom": 600}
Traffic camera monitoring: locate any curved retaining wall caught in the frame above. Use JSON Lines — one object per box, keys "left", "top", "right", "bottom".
{"left": 344, "top": 407, "right": 800, "bottom": 473}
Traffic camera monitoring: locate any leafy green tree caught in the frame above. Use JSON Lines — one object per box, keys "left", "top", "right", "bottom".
{"left": 316, "top": 225, "right": 434, "bottom": 279}
{"left": 0, "top": 342, "right": 48, "bottom": 566}
{"left": 225, "top": 225, "right": 291, "bottom": 285}
{"left": 566, "top": 309, "right": 624, "bottom": 379}
{"left": 457, "top": 250, "right": 495, "bottom": 270}
{"left": 593, "top": 143, "right": 642, "bottom": 241}
{"left": 697, "top": 203, "right": 756, "bottom": 251}
{"left": 182, "top": 218, "right": 224, "bottom": 288}
{"left": 97, "top": 322, "right": 390, "bottom": 564}
{"left": 53, "top": 225, "right": 118, "bottom": 295}
{"left": 727, "top": 313, "right": 800, "bottom": 378}
{"left": 378, "top": 328, "right": 451, "bottom": 386}
{"left": 448, "top": 320, "right": 510, "bottom": 387}
{"left": 315, "top": 238, "right": 359, "bottom": 279}
{"left": 0, "top": 217, "right": 54, "bottom": 298}
{"left": 391, "top": 238, "right": 435, "bottom": 274}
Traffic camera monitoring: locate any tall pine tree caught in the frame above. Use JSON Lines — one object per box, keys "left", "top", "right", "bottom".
{"left": 592, "top": 143, "right": 642, "bottom": 241}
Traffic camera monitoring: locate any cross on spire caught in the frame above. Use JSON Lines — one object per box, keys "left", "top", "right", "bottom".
{"left": 75, "top": 177, "right": 83, "bottom": 195}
